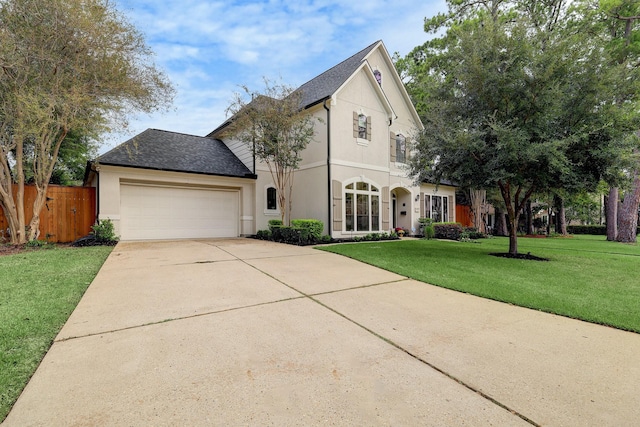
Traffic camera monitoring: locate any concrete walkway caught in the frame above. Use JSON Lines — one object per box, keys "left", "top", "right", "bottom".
{"left": 4, "top": 239, "right": 640, "bottom": 426}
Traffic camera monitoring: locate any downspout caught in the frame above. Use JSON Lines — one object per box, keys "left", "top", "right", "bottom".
{"left": 324, "top": 98, "right": 332, "bottom": 235}
{"left": 92, "top": 162, "right": 100, "bottom": 225}
{"left": 96, "top": 170, "right": 100, "bottom": 223}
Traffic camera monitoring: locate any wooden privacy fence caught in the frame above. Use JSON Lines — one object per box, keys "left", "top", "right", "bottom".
{"left": 456, "top": 205, "right": 474, "bottom": 227}
{"left": 0, "top": 185, "right": 96, "bottom": 243}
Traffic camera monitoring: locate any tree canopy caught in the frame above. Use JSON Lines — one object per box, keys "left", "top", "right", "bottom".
{"left": 225, "top": 79, "right": 317, "bottom": 225}
{"left": 399, "top": 0, "right": 640, "bottom": 255}
{"left": 0, "top": 0, "right": 174, "bottom": 243}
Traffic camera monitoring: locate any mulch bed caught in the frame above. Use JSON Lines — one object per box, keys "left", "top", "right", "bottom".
{"left": 0, "top": 242, "right": 74, "bottom": 257}
{"left": 0, "top": 244, "right": 27, "bottom": 257}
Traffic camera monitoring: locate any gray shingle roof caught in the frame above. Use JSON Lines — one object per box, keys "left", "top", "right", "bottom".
{"left": 97, "top": 129, "right": 254, "bottom": 178}
{"left": 296, "top": 40, "right": 380, "bottom": 108}
{"left": 207, "top": 41, "right": 381, "bottom": 138}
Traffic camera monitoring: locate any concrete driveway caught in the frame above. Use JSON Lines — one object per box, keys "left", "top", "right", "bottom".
{"left": 4, "top": 238, "right": 640, "bottom": 426}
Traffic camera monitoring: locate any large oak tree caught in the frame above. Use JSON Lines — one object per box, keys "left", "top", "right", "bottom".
{"left": 596, "top": 0, "right": 640, "bottom": 243}
{"left": 0, "top": 0, "right": 174, "bottom": 244}
{"left": 399, "top": 0, "right": 638, "bottom": 255}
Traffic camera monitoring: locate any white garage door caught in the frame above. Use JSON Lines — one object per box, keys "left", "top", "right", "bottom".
{"left": 120, "top": 184, "right": 239, "bottom": 240}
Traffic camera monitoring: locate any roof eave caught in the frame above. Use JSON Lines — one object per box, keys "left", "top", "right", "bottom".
{"left": 96, "top": 162, "right": 257, "bottom": 180}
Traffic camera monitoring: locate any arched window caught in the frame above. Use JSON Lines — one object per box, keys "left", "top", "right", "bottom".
{"left": 264, "top": 184, "right": 280, "bottom": 215}
{"left": 266, "top": 187, "right": 277, "bottom": 210}
{"left": 344, "top": 181, "right": 380, "bottom": 232}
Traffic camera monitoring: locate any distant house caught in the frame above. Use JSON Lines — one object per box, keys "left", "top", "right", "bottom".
{"left": 84, "top": 41, "right": 457, "bottom": 240}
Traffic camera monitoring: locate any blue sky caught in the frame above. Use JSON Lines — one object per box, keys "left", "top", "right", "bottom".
{"left": 104, "top": 0, "right": 446, "bottom": 153}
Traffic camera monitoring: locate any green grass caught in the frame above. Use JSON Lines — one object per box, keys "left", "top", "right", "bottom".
{"left": 318, "top": 235, "right": 640, "bottom": 333}
{"left": 0, "top": 245, "right": 113, "bottom": 422}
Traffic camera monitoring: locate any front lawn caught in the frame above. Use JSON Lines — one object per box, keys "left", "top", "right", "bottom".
{"left": 318, "top": 235, "right": 640, "bottom": 333}
{"left": 0, "top": 245, "right": 113, "bottom": 422}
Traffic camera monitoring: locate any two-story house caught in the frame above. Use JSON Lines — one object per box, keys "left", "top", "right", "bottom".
{"left": 84, "top": 41, "right": 457, "bottom": 240}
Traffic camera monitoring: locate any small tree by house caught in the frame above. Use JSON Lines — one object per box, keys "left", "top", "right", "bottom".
{"left": 225, "top": 79, "right": 316, "bottom": 225}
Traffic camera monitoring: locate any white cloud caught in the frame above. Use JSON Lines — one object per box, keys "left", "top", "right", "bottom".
{"left": 104, "top": 0, "right": 447, "bottom": 153}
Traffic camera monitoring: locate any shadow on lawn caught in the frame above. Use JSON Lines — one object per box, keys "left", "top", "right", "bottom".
{"left": 489, "top": 252, "right": 550, "bottom": 261}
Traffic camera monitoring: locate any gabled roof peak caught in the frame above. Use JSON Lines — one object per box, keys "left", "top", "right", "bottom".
{"left": 296, "top": 40, "right": 382, "bottom": 108}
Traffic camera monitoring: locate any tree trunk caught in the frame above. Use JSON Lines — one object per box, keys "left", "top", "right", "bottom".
{"left": 15, "top": 134, "right": 26, "bottom": 244}
{"left": 0, "top": 198, "right": 21, "bottom": 244}
{"left": 498, "top": 181, "right": 533, "bottom": 256}
{"left": 555, "top": 195, "right": 567, "bottom": 235}
{"left": 0, "top": 152, "right": 21, "bottom": 244}
{"left": 507, "top": 212, "right": 519, "bottom": 255}
{"left": 526, "top": 199, "right": 533, "bottom": 235}
{"left": 494, "top": 207, "right": 508, "bottom": 236}
{"left": 27, "top": 185, "right": 49, "bottom": 241}
{"left": 605, "top": 187, "right": 618, "bottom": 241}
{"left": 470, "top": 189, "right": 487, "bottom": 234}
{"left": 616, "top": 171, "right": 640, "bottom": 243}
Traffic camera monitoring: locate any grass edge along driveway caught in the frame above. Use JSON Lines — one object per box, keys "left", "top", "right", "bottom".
{"left": 318, "top": 235, "right": 640, "bottom": 334}
{"left": 0, "top": 245, "right": 113, "bottom": 422}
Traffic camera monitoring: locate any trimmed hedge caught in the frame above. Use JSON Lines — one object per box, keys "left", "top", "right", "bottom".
{"left": 256, "top": 229, "right": 272, "bottom": 240}
{"left": 462, "top": 226, "right": 485, "bottom": 240}
{"left": 567, "top": 225, "right": 640, "bottom": 235}
{"left": 268, "top": 219, "right": 283, "bottom": 232}
{"left": 567, "top": 225, "right": 606, "bottom": 235}
{"left": 267, "top": 219, "right": 326, "bottom": 245}
{"left": 291, "top": 219, "right": 324, "bottom": 242}
{"left": 434, "top": 222, "right": 463, "bottom": 240}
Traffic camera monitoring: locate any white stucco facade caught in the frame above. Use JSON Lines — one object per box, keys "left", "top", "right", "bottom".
{"left": 89, "top": 41, "right": 457, "bottom": 241}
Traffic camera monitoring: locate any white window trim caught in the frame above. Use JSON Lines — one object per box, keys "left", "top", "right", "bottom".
{"left": 395, "top": 133, "right": 407, "bottom": 164}
{"left": 343, "top": 177, "right": 382, "bottom": 233}
{"left": 356, "top": 110, "right": 370, "bottom": 146}
{"left": 264, "top": 184, "right": 280, "bottom": 216}
{"left": 425, "top": 194, "right": 449, "bottom": 222}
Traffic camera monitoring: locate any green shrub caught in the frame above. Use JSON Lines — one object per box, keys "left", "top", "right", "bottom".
{"left": 256, "top": 229, "right": 272, "bottom": 240}
{"left": 565, "top": 225, "right": 640, "bottom": 235}
{"left": 25, "top": 239, "right": 55, "bottom": 249}
{"left": 463, "top": 226, "right": 485, "bottom": 239}
{"left": 291, "top": 219, "right": 324, "bottom": 243}
{"left": 319, "top": 234, "right": 333, "bottom": 244}
{"left": 418, "top": 217, "right": 433, "bottom": 236}
{"left": 347, "top": 232, "right": 398, "bottom": 242}
{"left": 268, "top": 219, "right": 283, "bottom": 232}
{"left": 283, "top": 227, "right": 303, "bottom": 244}
{"left": 424, "top": 225, "right": 435, "bottom": 240}
{"left": 433, "top": 222, "right": 463, "bottom": 240}
{"left": 91, "top": 219, "right": 118, "bottom": 243}
{"left": 566, "top": 225, "right": 605, "bottom": 235}
{"left": 271, "top": 226, "right": 302, "bottom": 244}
